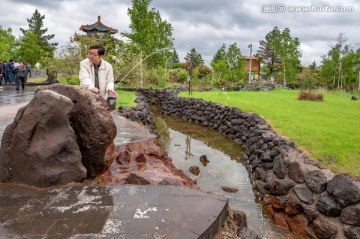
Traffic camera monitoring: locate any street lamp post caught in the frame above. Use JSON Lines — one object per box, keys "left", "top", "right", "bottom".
{"left": 187, "top": 61, "right": 192, "bottom": 95}
{"left": 248, "top": 44, "right": 253, "bottom": 84}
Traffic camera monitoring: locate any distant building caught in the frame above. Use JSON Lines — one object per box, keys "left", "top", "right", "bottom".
{"left": 244, "top": 56, "right": 261, "bottom": 80}
{"left": 77, "top": 16, "right": 118, "bottom": 40}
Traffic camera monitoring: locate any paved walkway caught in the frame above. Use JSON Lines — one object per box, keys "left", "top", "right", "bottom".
{"left": 0, "top": 86, "right": 228, "bottom": 239}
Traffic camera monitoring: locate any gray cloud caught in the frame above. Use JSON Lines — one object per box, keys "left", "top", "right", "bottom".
{"left": 1, "top": 0, "right": 359, "bottom": 66}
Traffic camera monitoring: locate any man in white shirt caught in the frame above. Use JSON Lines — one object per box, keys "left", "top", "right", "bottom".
{"left": 79, "top": 45, "right": 117, "bottom": 99}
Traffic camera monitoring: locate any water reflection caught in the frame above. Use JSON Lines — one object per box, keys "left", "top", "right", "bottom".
{"left": 152, "top": 106, "right": 298, "bottom": 239}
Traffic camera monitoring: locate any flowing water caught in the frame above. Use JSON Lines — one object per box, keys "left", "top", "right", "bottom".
{"left": 152, "top": 106, "right": 298, "bottom": 239}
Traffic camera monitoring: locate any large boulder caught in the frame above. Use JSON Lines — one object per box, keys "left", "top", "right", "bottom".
{"left": 305, "top": 170, "right": 327, "bottom": 194}
{"left": 0, "top": 90, "right": 87, "bottom": 187}
{"left": 327, "top": 174, "right": 360, "bottom": 207}
{"left": 293, "top": 185, "right": 314, "bottom": 205}
{"left": 315, "top": 195, "right": 342, "bottom": 217}
{"left": 36, "top": 85, "right": 117, "bottom": 178}
{"left": 340, "top": 203, "right": 360, "bottom": 226}
{"left": 310, "top": 216, "right": 338, "bottom": 239}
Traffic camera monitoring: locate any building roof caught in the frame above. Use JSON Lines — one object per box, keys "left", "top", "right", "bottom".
{"left": 79, "top": 16, "right": 118, "bottom": 34}
{"left": 245, "top": 56, "right": 260, "bottom": 60}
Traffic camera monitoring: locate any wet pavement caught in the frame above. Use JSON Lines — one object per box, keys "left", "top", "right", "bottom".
{"left": 0, "top": 184, "right": 227, "bottom": 239}
{"left": 0, "top": 86, "right": 228, "bottom": 239}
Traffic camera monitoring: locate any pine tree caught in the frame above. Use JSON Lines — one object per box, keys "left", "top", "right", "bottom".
{"left": 212, "top": 44, "right": 226, "bottom": 63}
{"left": 184, "top": 48, "right": 204, "bottom": 68}
{"left": 172, "top": 49, "right": 180, "bottom": 64}
{"left": 20, "top": 9, "right": 58, "bottom": 57}
{"left": 309, "top": 60, "right": 316, "bottom": 70}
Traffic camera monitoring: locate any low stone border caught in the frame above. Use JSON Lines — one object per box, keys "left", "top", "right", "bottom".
{"left": 118, "top": 92, "right": 157, "bottom": 134}
{"left": 121, "top": 89, "right": 360, "bottom": 239}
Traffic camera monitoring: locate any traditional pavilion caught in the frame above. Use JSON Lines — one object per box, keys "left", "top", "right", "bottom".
{"left": 78, "top": 16, "right": 118, "bottom": 40}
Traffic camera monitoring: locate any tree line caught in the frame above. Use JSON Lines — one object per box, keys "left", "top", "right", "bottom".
{"left": 1, "top": 0, "right": 359, "bottom": 91}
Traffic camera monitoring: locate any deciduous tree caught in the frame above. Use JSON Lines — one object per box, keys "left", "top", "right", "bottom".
{"left": 321, "top": 33, "right": 357, "bottom": 90}
{"left": 211, "top": 42, "right": 246, "bottom": 86}
{"left": 0, "top": 26, "right": 16, "bottom": 61}
{"left": 122, "top": 0, "right": 174, "bottom": 67}
{"left": 14, "top": 32, "right": 43, "bottom": 66}
{"left": 256, "top": 27, "right": 301, "bottom": 85}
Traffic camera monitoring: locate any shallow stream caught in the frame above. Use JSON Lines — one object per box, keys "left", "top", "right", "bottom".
{"left": 152, "top": 106, "right": 298, "bottom": 239}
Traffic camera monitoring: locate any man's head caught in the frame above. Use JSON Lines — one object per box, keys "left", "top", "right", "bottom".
{"left": 88, "top": 45, "right": 105, "bottom": 65}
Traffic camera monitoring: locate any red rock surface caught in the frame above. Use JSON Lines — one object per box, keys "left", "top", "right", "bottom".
{"left": 93, "top": 138, "right": 198, "bottom": 188}
{"left": 287, "top": 213, "right": 312, "bottom": 239}
{"left": 274, "top": 212, "right": 289, "bottom": 229}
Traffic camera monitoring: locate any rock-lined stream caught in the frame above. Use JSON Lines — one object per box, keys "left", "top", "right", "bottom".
{"left": 152, "top": 106, "right": 298, "bottom": 239}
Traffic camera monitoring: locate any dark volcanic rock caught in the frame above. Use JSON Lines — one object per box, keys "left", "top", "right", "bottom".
{"left": 293, "top": 185, "right": 314, "bottom": 205}
{"left": 316, "top": 195, "right": 342, "bottom": 217}
{"left": 199, "top": 155, "right": 209, "bottom": 166}
{"left": 0, "top": 90, "right": 87, "bottom": 187}
{"left": 285, "top": 193, "right": 303, "bottom": 216}
{"left": 311, "top": 216, "right": 338, "bottom": 239}
{"left": 305, "top": 170, "right": 327, "bottom": 194}
{"left": 288, "top": 162, "right": 305, "bottom": 183}
{"left": 232, "top": 209, "right": 247, "bottom": 228}
{"left": 126, "top": 173, "right": 150, "bottom": 185}
{"left": 189, "top": 166, "right": 200, "bottom": 176}
{"left": 303, "top": 205, "right": 320, "bottom": 222}
{"left": 340, "top": 203, "right": 360, "bottom": 226}
{"left": 327, "top": 174, "right": 360, "bottom": 207}
{"left": 344, "top": 226, "right": 360, "bottom": 239}
{"left": 273, "top": 156, "right": 290, "bottom": 179}
{"left": 255, "top": 167, "right": 266, "bottom": 180}
{"left": 237, "top": 227, "right": 261, "bottom": 239}
{"left": 263, "top": 178, "right": 296, "bottom": 196}
{"left": 36, "top": 85, "right": 117, "bottom": 178}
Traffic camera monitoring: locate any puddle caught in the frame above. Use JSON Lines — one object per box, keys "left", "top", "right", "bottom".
{"left": 152, "top": 106, "right": 298, "bottom": 239}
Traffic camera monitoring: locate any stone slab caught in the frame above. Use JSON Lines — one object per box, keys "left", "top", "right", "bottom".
{"left": 0, "top": 184, "right": 228, "bottom": 239}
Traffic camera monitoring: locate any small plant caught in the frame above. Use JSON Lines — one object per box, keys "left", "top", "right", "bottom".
{"left": 58, "top": 75, "right": 80, "bottom": 85}
{"left": 298, "top": 91, "right": 324, "bottom": 101}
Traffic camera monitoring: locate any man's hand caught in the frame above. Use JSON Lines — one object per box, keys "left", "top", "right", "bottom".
{"left": 90, "top": 87, "right": 100, "bottom": 94}
{"left": 108, "top": 89, "right": 118, "bottom": 98}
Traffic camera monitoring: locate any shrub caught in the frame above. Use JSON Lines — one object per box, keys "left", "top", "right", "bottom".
{"left": 298, "top": 91, "right": 324, "bottom": 101}
{"left": 145, "top": 66, "right": 169, "bottom": 87}
{"left": 197, "top": 65, "right": 212, "bottom": 79}
{"left": 58, "top": 75, "right": 80, "bottom": 85}
{"left": 169, "top": 68, "right": 188, "bottom": 83}
{"left": 170, "top": 62, "right": 183, "bottom": 69}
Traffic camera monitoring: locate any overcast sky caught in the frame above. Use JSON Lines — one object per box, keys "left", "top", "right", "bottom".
{"left": 1, "top": 0, "right": 359, "bottom": 66}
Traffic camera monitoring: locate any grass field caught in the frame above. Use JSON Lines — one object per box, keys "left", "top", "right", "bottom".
{"left": 179, "top": 89, "right": 360, "bottom": 178}
{"left": 116, "top": 90, "right": 137, "bottom": 108}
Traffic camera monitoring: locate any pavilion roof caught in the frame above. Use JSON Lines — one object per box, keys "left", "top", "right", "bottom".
{"left": 79, "top": 16, "right": 118, "bottom": 34}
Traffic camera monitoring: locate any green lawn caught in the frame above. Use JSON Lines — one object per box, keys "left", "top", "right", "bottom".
{"left": 27, "top": 76, "right": 46, "bottom": 83}
{"left": 116, "top": 90, "right": 137, "bottom": 108}
{"left": 179, "top": 89, "right": 360, "bottom": 178}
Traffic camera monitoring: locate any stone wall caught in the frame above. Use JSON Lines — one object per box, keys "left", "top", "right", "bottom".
{"left": 118, "top": 92, "right": 157, "bottom": 134}
{"left": 131, "top": 89, "right": 360, "bottom": 239}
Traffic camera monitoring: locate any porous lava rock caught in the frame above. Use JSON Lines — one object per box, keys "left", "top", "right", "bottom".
{"left": 0, "top": 90, "right": 87, "bottom": 187}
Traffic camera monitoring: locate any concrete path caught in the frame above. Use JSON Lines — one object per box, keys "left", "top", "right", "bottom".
{"left": 0, "top": 86, "right": 228, "bottom": 239}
